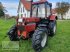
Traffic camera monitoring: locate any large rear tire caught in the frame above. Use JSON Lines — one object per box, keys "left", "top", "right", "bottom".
{"left": 32, "top": 28, "right": 48, "bottom": 52}
{"left": 7, "top": 25, "right": 19, "bottom": 41}
{"left": 49, "top": 20, "right": 57, "bottom": 36}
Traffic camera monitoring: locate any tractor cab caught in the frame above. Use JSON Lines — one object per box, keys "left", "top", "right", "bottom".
{"left": 31, "top": 1, "right": 52, "bottom": 19}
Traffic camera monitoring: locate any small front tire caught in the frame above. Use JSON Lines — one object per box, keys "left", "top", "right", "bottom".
{"left": 7, "top": 25, "right": 19, "bottom": 41}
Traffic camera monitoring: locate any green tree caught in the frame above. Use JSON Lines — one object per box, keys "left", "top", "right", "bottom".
{"left": 0, "top": 2, "right": 5, "bottom": 17}
{"left": 56, "top": 2, "right": 70, "bottom": 19}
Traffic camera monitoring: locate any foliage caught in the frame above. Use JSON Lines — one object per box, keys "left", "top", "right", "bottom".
{"left": 0, "top": 2, "right": 6, "bottom": 17}
{"left": 56, "top": 2, "right": 70, "bottom": 19}
{"left": 0, "top": 9, "right": 4, "bottom": 17}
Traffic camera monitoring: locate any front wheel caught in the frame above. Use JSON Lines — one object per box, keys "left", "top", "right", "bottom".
{"left": 7, "top": 25, "right": 19, "bottom": 41}
{"left": 32, "top": 28, "right": 48, "bottom": 52}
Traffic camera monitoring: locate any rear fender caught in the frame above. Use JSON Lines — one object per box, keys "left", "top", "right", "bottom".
{"left": 37, "top": 24, "right": 48, "bottom": 34}
{"left": 38, "top": 24, "right": 47, "bottom": 31}
{"left": 50, "top": 15, "right": 57, "bottom": 20}
{"left": 38, "top": 24, "right": 47, "bottom": 27}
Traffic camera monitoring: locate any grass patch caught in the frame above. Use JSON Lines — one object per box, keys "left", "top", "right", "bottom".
{"left": 0, "top": 18, "right": 70, "bottom": 52}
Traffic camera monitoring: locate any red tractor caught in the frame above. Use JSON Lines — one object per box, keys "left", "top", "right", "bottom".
{"left": 8, "top": 0, "right": 57, "bottom": 52}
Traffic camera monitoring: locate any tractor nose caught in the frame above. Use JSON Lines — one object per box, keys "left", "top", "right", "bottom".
{"left": 17, "top": 25, "right": 24, "bottom": 31}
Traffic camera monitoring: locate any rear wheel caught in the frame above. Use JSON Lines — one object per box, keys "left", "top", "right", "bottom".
{"left": 49, "top": 20, "right": 57, "bottom": 36}
{"left": 32, "top": 28, "right": 48, "bottom": 52}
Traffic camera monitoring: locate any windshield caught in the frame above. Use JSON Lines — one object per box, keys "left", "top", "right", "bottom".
{"left": 32, "top": 4, "right": 45, "bottom": 18}
{"left": 32, "top": 3, "right": 51, "bottom": 18}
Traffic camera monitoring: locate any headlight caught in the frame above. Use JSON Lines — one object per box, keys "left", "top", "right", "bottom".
{"left": 18, "top": 18, "right": 23, "bottom": 22}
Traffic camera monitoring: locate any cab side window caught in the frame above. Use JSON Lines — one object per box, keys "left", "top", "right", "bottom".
{"left": 46, "top": 5, "right": 51, "bottom": 17}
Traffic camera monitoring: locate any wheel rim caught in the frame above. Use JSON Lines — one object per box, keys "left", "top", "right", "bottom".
{"left": 41, "top": 33, "right": 47, "bottom": 47}
{"left": 53, "top": 25, "right": 56, "bottom": 34}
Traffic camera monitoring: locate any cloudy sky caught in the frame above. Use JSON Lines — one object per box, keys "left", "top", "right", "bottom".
{"left": 0, "top": 0, "right": 70, "bottom": 16}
